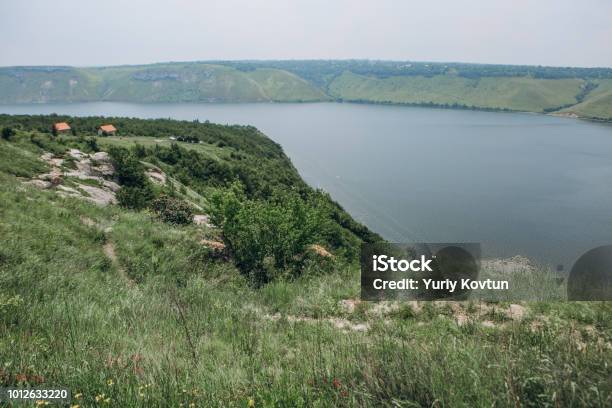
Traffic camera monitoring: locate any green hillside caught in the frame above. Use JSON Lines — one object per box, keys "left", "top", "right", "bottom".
{"left": 560, "top": 79, "right": 612, "bottom": 120}
{"left": 0, "top": 64, "right": 329, "bottom": 103}
{"left": 1, "top": 60, "right": 611, "bottom": 119}
{"left": 328, "top": 71, "right": 584, "bottom": 112}
{"left": 0, "top": 115, "right": 610, "bottom": 406}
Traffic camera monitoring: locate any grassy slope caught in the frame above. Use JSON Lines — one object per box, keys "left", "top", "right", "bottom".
{"left": 560, "top": 79, "right": 612, "bottom": 120}
{"left": 0, "top": 67, "right": 99, "bottom": 103}
{"left": 1, "top": 130, "right": 611, "bottom": 406}
{"left": 328, "top": 71, "right": 583, "bottom": 112}
{"left": 0, "top": 64, "right": 330, "bottom": 103}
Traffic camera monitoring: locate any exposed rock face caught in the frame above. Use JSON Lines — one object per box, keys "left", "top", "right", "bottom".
{"left": 24, "top": 179, "right": 52, "bottom": 189}
{"left": 146, "top": 168, "right": 166, "bottom": 185}
{"left": 193, "top": 214, "right": 212, "bottom": 227}
{"left": 26, "top": 149, "right": 119, "bottom": 206}
{"left": 90, "top": 152, "right": 115, "bottom": 176}
{"left": 80, "top": 184, "right": 117, "bottom": 205}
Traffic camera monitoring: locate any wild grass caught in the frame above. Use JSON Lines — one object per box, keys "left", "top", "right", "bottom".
{"left": 0, "top": 133, "right": 610, "bottom": 407}
{"left": 0, "top": 172, "right": 610, "bottom": 407}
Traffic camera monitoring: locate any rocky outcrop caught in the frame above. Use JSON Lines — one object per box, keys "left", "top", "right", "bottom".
{"left": 27, "top": 149, "right": 119, "bottom": 206}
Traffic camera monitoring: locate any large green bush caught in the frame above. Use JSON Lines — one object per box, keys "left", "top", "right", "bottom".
{"left": 151, "top": 195, "right": 194, "bottom": 225}
{"left": 116, "top": 186, "right": 154, "bottom": 210}
{"left": 1, "top": 127, "right": 15, "bottom": 140}
{"left": 109, "top": 146, "right": 155, "bottom": 209}
{"left": 210, "top": 183, "right": 326, "bottom": 283}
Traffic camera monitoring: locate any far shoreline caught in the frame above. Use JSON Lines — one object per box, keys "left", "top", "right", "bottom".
{"left": 1, "top": 99, "right": 611, "bottom": 124}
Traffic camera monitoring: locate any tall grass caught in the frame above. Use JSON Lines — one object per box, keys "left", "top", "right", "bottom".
{"left": 1, "top": 174, "right": 610, "bottom": 407}
{"left": 0, "top": 138, "right": 610, "bottom": 407}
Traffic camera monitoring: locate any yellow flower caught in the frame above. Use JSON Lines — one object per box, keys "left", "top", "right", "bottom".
{"left": 107, "top": 379, "right": 114, "bottom": 386}
{"left": 104, "top": 398, "right": 111, "bottom": 404}
{"left": 95, "top": 393, "right": 105, "bottom": 402}
{"left": 248, "top": 398, "right": 255, "bottom": 407}
{"left": 189, "top": 403, "right": 196, "bottom": 408}
{"left": 71, "top": 405, "right": 80, "bottom": 408}
{"left": 35, "top": 401, "right": 49, "bottom": 407}
{"left": 74, "top": 393, "right": 83, "bottom": 399}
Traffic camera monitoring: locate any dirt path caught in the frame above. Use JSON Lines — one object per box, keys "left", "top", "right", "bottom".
{"left": 80, "top": 216, "right": 134, "bottom": 287}
{"left": 103, "top": 241, "right": 135, "bottom": 287}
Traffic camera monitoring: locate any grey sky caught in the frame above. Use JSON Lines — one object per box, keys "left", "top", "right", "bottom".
{"left": 1, "top": 0, "right": 611, "bottom": 67}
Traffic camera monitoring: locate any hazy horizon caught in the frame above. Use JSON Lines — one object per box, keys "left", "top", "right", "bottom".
{"left": 1, "top": 0, "right": 611, "bottom": 68}
{"left": 2, "top": 57, "right": 612, "bottom": 70}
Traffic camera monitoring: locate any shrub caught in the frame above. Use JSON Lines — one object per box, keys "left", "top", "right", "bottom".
{"left": 109, "top": 146, "right": 156, "bottom": 210}
{"left": 85, "top": 137, "right": 99, "bottom": 152}
{"left": 108, "top": 147, "right": 149, "bottom": 187}
{"left": 116, "top": 185, "right": 154, "bottom": 210}
{"left": 132, "top": 143, "right": 146, "bottom": 158}
{"left": 210, "top": 183, "right": 325, "bottom": 284}
{"left": 1, "top": 127, "right": 15, "bottom": 140}
{"left": 151, "top": 195, "right": 194, "bottom": 225}
{"left": 29, "top": 133, "right": 66, "bottom": 155}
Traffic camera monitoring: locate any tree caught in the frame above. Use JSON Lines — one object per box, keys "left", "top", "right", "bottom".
{"left": 109, "top": 146, "right": 155, "bottom": 210}
{"left": 210, "top": 184, "right": 324, "bottom": 283}
{"left": 1, "top": 127, "right": 15, "bottom": 140}
{"left": 116, "top": 186, "right": 154, "bottom": 210}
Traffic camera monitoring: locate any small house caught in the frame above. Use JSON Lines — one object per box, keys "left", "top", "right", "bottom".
{"left": 52, "top": 122, "right": 71, "bottom": 134}
{"left": 98, "top": 124, "right": 117, "bottom": 136}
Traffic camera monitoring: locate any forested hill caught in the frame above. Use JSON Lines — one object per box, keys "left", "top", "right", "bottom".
{"left": 1, "top": 60, "right": 612, "bottom": 120}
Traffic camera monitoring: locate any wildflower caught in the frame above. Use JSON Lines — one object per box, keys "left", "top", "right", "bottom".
{"left": 189, "top": 403, "right": 195, "bottom": 408}
{"left": 95, "top": 393, "right": 106, "bottom": 402}
{"left": 35, "top": 400, "right": 49, "bottom": 407}
{"left": 71, "top": 405, "right": 80, "bottom": 408}
{"left": 107, "top": 379, "right": 114, "bottom": 386}
{"left": 332, "top": 378, "right": 341, "bottom": 389}
{"left": 74, "top": 393, "right": 83, "bottom": 399}
{"left": 248, "top": 398, "right": 255, "bottom": 407}
{"left": 104, "top": 398, "right": 111, "bottom": 404}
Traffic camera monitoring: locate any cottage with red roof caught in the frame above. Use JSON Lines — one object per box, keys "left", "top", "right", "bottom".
{"left": 98, "top": 124, "right": 117, "bottom": 136}
{"left": 52, "top": 122, "right": 71, "bottom": 134}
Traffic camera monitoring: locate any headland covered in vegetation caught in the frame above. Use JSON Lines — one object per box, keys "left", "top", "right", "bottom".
{"left": 0, "top": 114, "right": 610, "bottom": 406}
{"left": 1, "top": 60, "right": 612, "bottom": 121}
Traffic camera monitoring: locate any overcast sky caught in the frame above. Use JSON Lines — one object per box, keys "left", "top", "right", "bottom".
{"left": 1, "top": 0, "right": 611, "bottom": 68}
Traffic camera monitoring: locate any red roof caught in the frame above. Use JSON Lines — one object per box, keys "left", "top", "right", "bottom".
{"left": 99, "top": 124, "right": 117, "bottom": 133}
{"left": 53, "top": 122, "right": 71, "bottom": 131}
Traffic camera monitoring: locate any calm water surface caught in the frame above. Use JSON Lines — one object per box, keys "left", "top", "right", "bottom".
{"left": 2, "top": 102, "right": 612, "bottom": 268}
